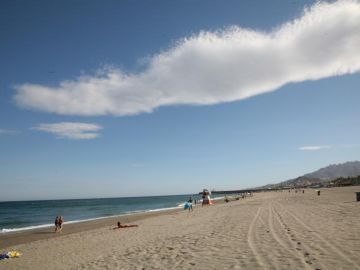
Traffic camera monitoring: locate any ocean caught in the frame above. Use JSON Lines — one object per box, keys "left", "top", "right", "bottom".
{"left": 0, "top": 194, "right": 224, "bottom": 233}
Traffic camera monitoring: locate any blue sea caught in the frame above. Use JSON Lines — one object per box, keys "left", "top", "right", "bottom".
{"left": 0, "top": 194, "right": 224, "bottom": 233}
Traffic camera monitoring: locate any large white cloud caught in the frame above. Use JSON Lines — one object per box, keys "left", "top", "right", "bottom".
{"left": 32, "top": 122, "right": 102, "bottom": 139}
{"left": 14, "top": 0, "right": 360, "bottom": 116}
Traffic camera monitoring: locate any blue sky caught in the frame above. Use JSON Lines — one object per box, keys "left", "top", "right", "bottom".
{"left": 1, "top": 0, "right": 360, "bottom": 201}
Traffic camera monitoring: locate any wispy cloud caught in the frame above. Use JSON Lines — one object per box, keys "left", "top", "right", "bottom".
{"left": 298, "top": 145, "right": 331, "bottom": 151}
{"left": 0, "top": 129, "right": 19, "bottom": 136}
{"left": 32, "top": 122, "right": 102, "bottom": 140}
{"left": 298, "top": 144, "right": 360, "bottom": 151}
{"left": 14, "top": 1, "right": 360, "bottom": 116}
{"left": 336, "top": 144, "right": 360, "bottom": 149}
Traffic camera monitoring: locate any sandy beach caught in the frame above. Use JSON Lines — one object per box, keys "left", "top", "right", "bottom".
{"left": 1, "top": 186, "right": 359, "bottom": 270}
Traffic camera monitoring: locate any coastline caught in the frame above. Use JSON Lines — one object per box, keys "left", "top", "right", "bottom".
{"left": 0, "top": 195, "right": 227, "bottom": 234}
{"left": 0, "top": 205, "right": 183, "bottom": 249}
{"left": 1, "top": 187, "right": 359, "bottom": 270}
{"left": 0, "top": 198, "right": 225, "bottom": 249}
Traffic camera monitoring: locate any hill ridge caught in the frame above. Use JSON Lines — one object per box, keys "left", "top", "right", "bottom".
{"left": 263, "top": 160, "right": 360, "bottom": 188}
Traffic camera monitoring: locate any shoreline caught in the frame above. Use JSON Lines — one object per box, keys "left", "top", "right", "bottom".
{"left": 0, "top": 206, "right": 182, "bottom": 249}
{"left": 0, "top": 199, "right": 225, "bottom": 249}
{"left": 0, "top": 195, "right": 226, "bottom": 235}
{"left": 0, "top": 205, "right": 182, "bottom": 234}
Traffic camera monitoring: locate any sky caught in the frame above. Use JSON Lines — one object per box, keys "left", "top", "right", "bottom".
{"left": 1, "top": 0, "right": 360, "bottom": 201}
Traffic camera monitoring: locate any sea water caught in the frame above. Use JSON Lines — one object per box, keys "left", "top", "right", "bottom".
{"left": 0, "top": 194, "right": 223, "bottom": 233}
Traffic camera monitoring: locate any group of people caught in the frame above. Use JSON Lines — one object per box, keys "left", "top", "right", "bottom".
{"left": 54, "top": 216, "right": 64, "bottom": 233}
{"left": 54, "top": 215, "right": 138, "bottom": 233}
{"left": 185, "top": 193, "right": 213, "bottom": 210}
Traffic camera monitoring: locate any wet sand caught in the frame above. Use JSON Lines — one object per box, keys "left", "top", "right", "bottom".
{"left": 0, "top": 186, "right": 359, "bottom": 270}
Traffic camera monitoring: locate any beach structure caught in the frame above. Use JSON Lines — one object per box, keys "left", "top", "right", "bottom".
{"left": 201, "top": 189, "right": 212, "bottom": 205}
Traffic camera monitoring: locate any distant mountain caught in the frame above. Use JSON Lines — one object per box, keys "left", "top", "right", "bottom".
{"left": 263, "top": 161, "right": 360, "bottom": 188}
{"left": 303, "top": 161, "right": 360, "bottom": 180}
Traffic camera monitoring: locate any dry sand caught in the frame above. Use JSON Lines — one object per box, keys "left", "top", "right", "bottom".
{"left": 0, "top": 186, "right": 359, "bottom": 270}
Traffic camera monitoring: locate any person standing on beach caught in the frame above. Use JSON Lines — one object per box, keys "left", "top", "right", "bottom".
{"left": 188, "top": 197, "right": 193, "bottom": 211}
{"left": 58, "top": 216, "right": 64, "bottom": 232}
{"left": 54, "top": 216, "right": 60, "bottom": 233}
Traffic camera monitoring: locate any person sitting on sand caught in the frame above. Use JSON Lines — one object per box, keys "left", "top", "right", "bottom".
{"left": 113, "top": 221, "right": 138, "bottom": 229}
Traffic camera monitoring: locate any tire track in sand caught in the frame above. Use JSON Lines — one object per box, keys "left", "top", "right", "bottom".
{"left": 268, "top": 203, "right": 312, "bottom": 270}
{"left": 274, "top": 201, "right": 360, "bottom": 270}
{"left": 272, "top": 204, "right": 326, "bottom": 270}
{"left": 247, "top": 204, "right": 275, "bottom": 270}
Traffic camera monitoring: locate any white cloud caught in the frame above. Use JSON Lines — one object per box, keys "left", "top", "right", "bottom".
{"left": 298, "top": 144, "right": 360, "bottom": 151}
{"left": 298, "top": 145, "right": 331, "bottom": 151}
{"left": 32, "top": 122, "right": 102, "bottom": 140}
{"left": 14, "top": 0, "right": 360, "bottom": 116}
